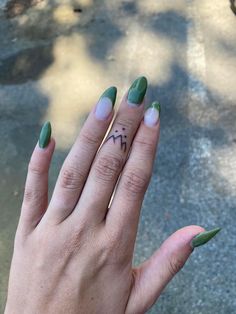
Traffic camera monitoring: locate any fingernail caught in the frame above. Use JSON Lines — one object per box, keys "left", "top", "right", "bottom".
{"left": 191, "top": 227, "right": 221, "bottom": 248}
{"left": 95, "top": 86, "right": 117, "bottom": 120}
{"left": 127, "top": 76, "right": 148, "bottom": 106}
{"left": 144, "top": 101, "right": 161, "bottom": 127}
{"left": 39, "top": 121, "right": 51, "bottom": 148}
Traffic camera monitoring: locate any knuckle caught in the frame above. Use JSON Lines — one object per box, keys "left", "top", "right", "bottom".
{"left": 66, "top": 226, "right": 85, "bottom": 255}
{"left": 94, "top": 154, "right": 123, "bottom": 183}
{"left": 103, "top": 229, "right": 119, "bottom": 250}
{"left": 116, "top": 117, "right": 134, "bottom": 130}
{"left": 80, "top": 128, "right": 101, "bottom": 146}
{"left": 60, "top": 165, "right": 85, "bottom": 190}
{"left": 167, "top": 254, "right": 185, "bottom": 276}
{"left": 24, "top": 188, "right": 34, "bottom": 203}
{"left": 122, "top": 169, "right": 150, "bottom": 197}
{"left": 134, "top": 136, "right": 155, "bottom": 156}
{"left": 102, "top": 230, "right": 129, "bottom": 266}
{"left": 23, "top": 187, "right": 45, "bottom": 206}
{"left": 28, "top": 161, "right": 46, "bottom": 176}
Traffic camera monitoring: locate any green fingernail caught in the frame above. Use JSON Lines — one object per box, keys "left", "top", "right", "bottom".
{"left": 191, "top": 228, "right": 221, "bottom": 248}
{"left": 128, "top": 76, "right": 148, "bottom": 105}
{"left": 148, "top": 101, "right": 161, "bottom": 113}
{"left": 39, "top": 121, "right": 51, "bottom": 148}
{"left": 100, "top": 86, "right": 117, "bottom": 107}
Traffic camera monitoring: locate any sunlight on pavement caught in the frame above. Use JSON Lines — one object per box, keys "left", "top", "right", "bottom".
{"left": 53, "top": 4, "right": 79, "bottom": 25}
{"left": 214, "top": 146, "right": 236, "bottom": 193}
{"left": 26, "top": 0, "right": 235, "bottom": 155}
{"left": 137, "top": 0, "right": 186, "bottom": 14}
{"left": 38, "top": 16, "right": 175, "bottom": 150}
{"left": 196, "top": 0, "right": 236, "bottom": 100}
{"left": 111, "top": 24, "right": 173, "bottom": 86}
{"left": 39, "top": 34, "right": 110, "bottom": 149}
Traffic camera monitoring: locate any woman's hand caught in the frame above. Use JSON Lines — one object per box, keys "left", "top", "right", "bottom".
{"left": 5, "top": 77, "right": 218, "bottom": 314}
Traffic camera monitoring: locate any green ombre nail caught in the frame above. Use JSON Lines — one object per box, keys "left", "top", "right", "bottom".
{"left": 128, "top": 76, "right": 148, "bottom": 105}
{"left": 148, "top": 101, "right": 161, "bottom": 113}
{"left": 39, "top": 121, "right": 51, "bottom": 148}
{"left": 191, "top": 228, "right": 221, "bottom": 248}
{"left": 100, "top": 86, "right": 117, "bottom": 107}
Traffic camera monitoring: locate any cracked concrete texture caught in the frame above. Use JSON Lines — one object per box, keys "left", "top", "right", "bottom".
{"left": 0, "top": 0, "right": 236, "bottom": 313}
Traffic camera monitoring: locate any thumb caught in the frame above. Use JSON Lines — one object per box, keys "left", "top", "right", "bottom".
{"left": 126, "top": 226, "right": 207, "bottom": 314}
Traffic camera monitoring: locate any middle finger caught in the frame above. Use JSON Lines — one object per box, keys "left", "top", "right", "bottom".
{"left": 72, "top": 76, "right": 148, "bottom": 224}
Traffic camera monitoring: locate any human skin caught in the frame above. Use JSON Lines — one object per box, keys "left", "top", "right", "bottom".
{"left": 4, "top": 79, "right": 205, "bottom": 314}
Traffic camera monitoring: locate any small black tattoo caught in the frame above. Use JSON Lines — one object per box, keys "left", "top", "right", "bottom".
{"left": 105, "top": 128, "right": 127, "bottom": 152}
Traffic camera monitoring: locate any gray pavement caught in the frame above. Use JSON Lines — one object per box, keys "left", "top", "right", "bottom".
{"left": 0, "top": 0, "right": 236, "bottom": 313}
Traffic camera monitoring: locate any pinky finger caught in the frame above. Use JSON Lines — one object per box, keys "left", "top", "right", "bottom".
{"left": 19, "top": 122, "right": 55, "bottom": 233}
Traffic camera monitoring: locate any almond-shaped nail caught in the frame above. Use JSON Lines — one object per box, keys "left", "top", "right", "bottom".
{"left": 95, "top": 86, "right": 117, "bottom": 120}
{"left": 191, "top": 227, "right": 221, "bottom": 248}
{"left": 127, "top": 76, "right": 148, "bottom": 106}
{"left": 144, "top": 101, "right": 161, "bottom": 127}
{"left": 39, "top": 121, "right": 51, "bottom": 148}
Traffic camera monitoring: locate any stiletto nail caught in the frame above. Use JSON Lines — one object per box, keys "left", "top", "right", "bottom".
{"left": 127, "top": 76, "right": 148, "bottom": 106}
{"left": 191, "top": 228, "right": 221, "bottom": 248}
{"left": 39, "top": 121, "right": 51, "bottom": 148}
{"left": 95, "top": 86, "right": 117, "bottom": 120}
{"left": 144, "top": 101, "right": 161, "bottom": 127}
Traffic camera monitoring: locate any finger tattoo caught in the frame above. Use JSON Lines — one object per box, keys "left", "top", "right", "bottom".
{"left": 105, "top": 127, "right": 127, "bottom": 152}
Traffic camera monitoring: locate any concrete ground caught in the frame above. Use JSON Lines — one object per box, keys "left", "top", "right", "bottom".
{"left": 0, "top": 0, "right": 236, "bottom": 313}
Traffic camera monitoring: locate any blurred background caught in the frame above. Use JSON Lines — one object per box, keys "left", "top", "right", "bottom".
{"left": 0, "top": 0, "right": 236, "bottom": 313}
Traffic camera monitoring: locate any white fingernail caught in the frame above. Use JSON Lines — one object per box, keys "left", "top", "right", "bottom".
{"left": 144, "top": 102, "right": 160, "bottom": 127}
{"left": 95, "top": 97, "right": 113, "bottom": 120}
